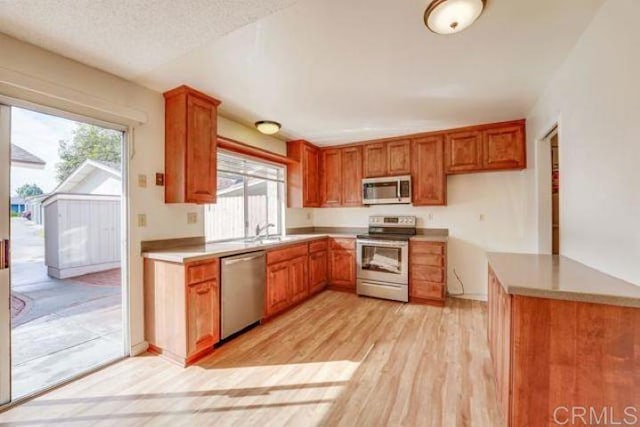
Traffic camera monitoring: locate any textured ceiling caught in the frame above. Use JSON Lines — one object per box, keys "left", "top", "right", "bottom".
{"left": 0, "top": 0, "right": 605, "bottom": 144}
{"left": 0, "top": 0, "right": 300, "bottom": 78}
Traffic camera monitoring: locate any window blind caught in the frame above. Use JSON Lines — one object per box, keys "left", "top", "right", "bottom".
{"left": 218, "top": 150, "right": 285, "bottom": 183}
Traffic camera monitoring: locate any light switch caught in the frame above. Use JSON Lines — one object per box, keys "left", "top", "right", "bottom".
{"left": 138, "top": 174, "right": 147, "bottom": 188}
{"left": 137, "top": 214, "right": 147, "bottom": 227}
{"left": 479, "top": 214, "right": 485, "bottom": 221}
{"left": 187, "top": 212, "right": 197, "bottom": 224}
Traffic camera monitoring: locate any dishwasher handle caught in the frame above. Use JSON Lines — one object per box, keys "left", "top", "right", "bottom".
{"left": 222, "top": 252, "right": 266, "bottom": 266}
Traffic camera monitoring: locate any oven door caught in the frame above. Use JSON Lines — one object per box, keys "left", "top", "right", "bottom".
{"left": 356, "top": 239, "right": 409, "bottom": 284}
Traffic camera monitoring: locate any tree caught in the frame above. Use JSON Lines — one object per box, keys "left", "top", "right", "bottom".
{"left": 56, "top": 123, "right": 122, "bottom": 182}
{"left": 15, "top": 183, "right": 43, "bottom": 198}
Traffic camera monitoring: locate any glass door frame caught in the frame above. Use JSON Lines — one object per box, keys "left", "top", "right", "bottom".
{"left": 0, "top": 98, "right": 131, "bottom": 408}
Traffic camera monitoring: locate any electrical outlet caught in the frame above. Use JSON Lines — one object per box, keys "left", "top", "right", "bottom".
{"left": 428, "top": 212, "right": 434, "bottom": 220}
{"left": 137, "top": 214, "right": 147, "bottom": 227}
{"left": 479, "top": 214, "right": 485, "bottom": 221}
{"left": 187, "top": 212, "right": 197, "bottom": 224}
{"left": 155, "top": 173, "right": 164, "bottom": 186}
{"left": 138, "top": 174, "right": 147, "bottom": 188}
{"left": 306, "top": 212, "right": 312, "bottom": 220}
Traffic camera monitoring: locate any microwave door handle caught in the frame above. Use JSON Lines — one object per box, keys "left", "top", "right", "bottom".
{"left": 396, "top": 179, "right": 401, "bottom": 201}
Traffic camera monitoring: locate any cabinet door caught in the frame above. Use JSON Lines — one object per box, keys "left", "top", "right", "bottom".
{"left": 330, "top": 250, "right": 356, "bottom": 288}
{"left": 303, "top": 145, "right": 321, "bottom": 207}
{"left": 321, "top": 149, "right": 342, "bottom": 206}
{"left": 186, "top": 94, "right": 218, "bottom": 203}
{"left": 309, "top": 250, "right": 328, "bottom": 294}
{"left": 363, "top": 142, "right": 387, "bottom": 178}
{"left": 444, "top": 130, "right": 483, "bottom": 174}
{"left": 387, "top": 139, "right": 411, "bottom": 175}
{"left": 289, "top": 256, "right": 309, "bottom": 304}
{"left": 187, "top": 280, "right": 218, "bottom": 357}
{"left": 266, "top": 262, "right": 290, "bottom": 316}
{"left": 411, "top": 136, "right": 446, "bottom": 206}
{"left": 341, "top": 146, "right": 363, "bottom": 206}
{"left": 483, "top": 124, "right": 525, "bottom": 170}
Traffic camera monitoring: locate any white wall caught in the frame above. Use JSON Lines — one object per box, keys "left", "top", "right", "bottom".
{"left": 527, "top": 0, "right": 640, "bottom": 286}
{"left": 313, "top": 170, "right": 538, "bottom": 298}
{"left": 0, "top": 33, "right": 311, "bottom": 354}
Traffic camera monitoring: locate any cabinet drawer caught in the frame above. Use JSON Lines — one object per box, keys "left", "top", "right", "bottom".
{"left": 267, "top": 243, "right": 308, "bottom": 265}
{"left": 410, "top": 241, "right": 445, "bottom": 255}
{"left": 330, "top": 238, "right": 356, "bottom": 251}
{"left": 411, "top": 254, "right": 445, "bottom": 267}
{"left": 187, "top": 260, "right": 218, "bottom": 285}
{"left": 411, "top": 281, "right": 445, "bottom": 300}
{"left": 411, "top": 265, "right": 445, "bottom": 283}
{"left": 309, "top": 239, "right": 328, "bottom": 253}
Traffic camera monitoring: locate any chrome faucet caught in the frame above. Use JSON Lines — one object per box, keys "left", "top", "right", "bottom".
{"left": 254, "top": 223, "right": 276, "bottom": 242}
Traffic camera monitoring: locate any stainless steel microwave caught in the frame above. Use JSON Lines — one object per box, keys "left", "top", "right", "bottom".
{"left": 362, "top": 175, "right": 412, "bottom": 205}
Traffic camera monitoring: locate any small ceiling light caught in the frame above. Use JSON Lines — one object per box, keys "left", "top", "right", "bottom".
{"left": 424, "top": 0, "right": 485, "bottom": 35}
{"left": 255, "top": 121, "right": 281, "bottom": 135}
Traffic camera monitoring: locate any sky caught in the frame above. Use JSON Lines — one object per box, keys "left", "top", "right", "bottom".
{"left": 10, "top": 107, "right": 76, "bottom": 196}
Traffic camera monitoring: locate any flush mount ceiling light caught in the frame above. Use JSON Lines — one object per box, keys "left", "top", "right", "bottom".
{"left": 255, "top": 120, "right": 281, "bottom": 135}
{"left": 424, "top": 0, "right": 486, "bottom": 35}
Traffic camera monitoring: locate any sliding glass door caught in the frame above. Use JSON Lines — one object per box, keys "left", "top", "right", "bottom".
{"left": 0, "top": 104, "right": 11, "bottom": 405}
{"left": 0, "top": 101, "right": 128, "bottom": 406}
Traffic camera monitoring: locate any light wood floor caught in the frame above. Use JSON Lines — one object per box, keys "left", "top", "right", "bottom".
{"left": 0, "top": 291, "right": 502, "bottom": 426}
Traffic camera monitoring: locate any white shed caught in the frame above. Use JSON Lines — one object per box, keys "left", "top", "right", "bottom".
{"left": 43, "top": 160, "right": 121, "bottom": 279}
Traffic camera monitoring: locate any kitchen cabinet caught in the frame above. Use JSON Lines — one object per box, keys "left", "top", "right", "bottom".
{"left": 487, "top": 265, "right": 640, "bottom": 426}
{"left": 444, "top": 130, "right": 483, "bottom": 174}
{"left": 328, "top": 238, "right": 356, "bottom": 290}
{"left": 287, "top": 140, "right": 321, "bottom": 207}
{"left": 308, "top": 239, "right": 328, "bottom": 294}
{"left": 265, "top": 243, "right": 309, "bottom": 317}
{"left": 320, "top": 148, "right": 342, "bottom": 207}
{"left": 144, "top": 257, "right": 220, "bottom": 366}
{"left": 444, "top": 120, "right": 526, "bottom": 174}
{"left": 341, "top": 146, "right": 363, "bottom": 206}
{"left": 409, "top": 241, "right": 447, "bottom": 306}
{"left": 411, "top": 136, "right": 446, "bottom": 206}
{"left": 164, "top": 85, "right": 221, "bottom": 204}
{"left": 363, "top": 142, "right": 387, "bottom": 178}
{"left": 320, "top": 146, "right": 363, "bottom": 207}
{"left": 386, "top": 139, "right": 411, "bottom": 175}
{"left": 483, "top": 123, "right": 526, "bottom": 170}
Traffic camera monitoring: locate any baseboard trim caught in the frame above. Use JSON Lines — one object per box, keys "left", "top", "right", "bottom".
{"left": 130, "top": 340, "right": 149, "bottom": 356}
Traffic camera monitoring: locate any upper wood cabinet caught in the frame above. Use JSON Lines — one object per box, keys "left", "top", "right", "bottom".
{"left": 412, "top": 136, "right": 446, "bottom": 206}
{"left": 483, "top": 124, "right": 526, "bottom": 171}
{"left": 341, "top": 146, "right": 363, "bottom": 206}
{"left": 320, "top": 146, "right": 363, "bottom": 207}
{"left": 320, "top": 148, "right": 342, "bottom": 207}
{"left": 287, "top": 140, "right": 321, "bottom": 207}
{"left": 363, "top": 142, "right": 387, "bottom": 178}
{"left": 444, "top": 130, "right": 483, "bottom": 174}
{"left": 444, "top": 120, "right": 526, "bottom": 174}
{"left": 164, "top": 85, "right": 221, "bottom": 204}
{"left": 363, "top": 139, "right": 411, "bottom": 178}
{"left": 386, "top": 139, "right": 411, "bottom": 175}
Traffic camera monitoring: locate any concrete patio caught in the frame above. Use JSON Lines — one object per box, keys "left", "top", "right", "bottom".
{"left": 10, "top": 218, "right": 124, "bottom": 399}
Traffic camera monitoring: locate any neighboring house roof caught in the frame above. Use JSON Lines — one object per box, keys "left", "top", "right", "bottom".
{"left": 52, "top": 159, "right": 121, "bottom": 194}
{"left": 10, "top": 197, "right": 26, "bottom": 205}
{"left": 10, "top": 144, "right": 46, "bottom": 169}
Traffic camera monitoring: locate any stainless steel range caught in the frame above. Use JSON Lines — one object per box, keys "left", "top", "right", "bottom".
{"left": 356, "top": 215, "right": 416, "bottom": 302}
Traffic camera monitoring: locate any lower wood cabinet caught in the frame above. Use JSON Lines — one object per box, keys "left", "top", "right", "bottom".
{"left": 487, "top": 266, "right": 640, "bottom": 426}
{"left": 144, "top": 257, "right": 220, "bottom": 366}
{"left": 309, "top": 239, "right": 329, "bottom": 294}
{"left": 328, "top": 237, "right": 356, "bottom": 290}
{"left": 409, "top": 240, "right": 447, "bottom": 306}
{"left": 265, "top": 244, "right": 309, "bottom": 317}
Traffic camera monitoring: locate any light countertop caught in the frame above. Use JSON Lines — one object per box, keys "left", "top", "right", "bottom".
{"left": 143, "top": 230, "right": 449, "bottom": 263}
{"left": 487, "top": 252, "right": 640, "bottom": 308}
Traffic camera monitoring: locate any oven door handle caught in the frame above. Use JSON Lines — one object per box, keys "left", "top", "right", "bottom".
{"left": 357, "top": 239, "right": 409, "bottom": 247}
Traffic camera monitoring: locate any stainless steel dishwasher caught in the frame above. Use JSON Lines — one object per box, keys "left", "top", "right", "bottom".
{"left": 220, "top": 250, "right": 266, "bottom": 340}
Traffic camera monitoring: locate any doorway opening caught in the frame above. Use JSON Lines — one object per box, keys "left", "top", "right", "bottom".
{"left": 550, "top": 130, "right": 559, "bottom": 255}
{"left": 6, "top": 105, "right": 127, "bottom": 401}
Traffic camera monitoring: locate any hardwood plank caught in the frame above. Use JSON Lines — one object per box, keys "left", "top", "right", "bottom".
{"left": 0, "top": 292, "right": 502, "bottom": 426}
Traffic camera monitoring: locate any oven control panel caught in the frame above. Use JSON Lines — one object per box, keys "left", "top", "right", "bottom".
{"left": 368, "top": 215, "right": 416, "bottom": 227}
